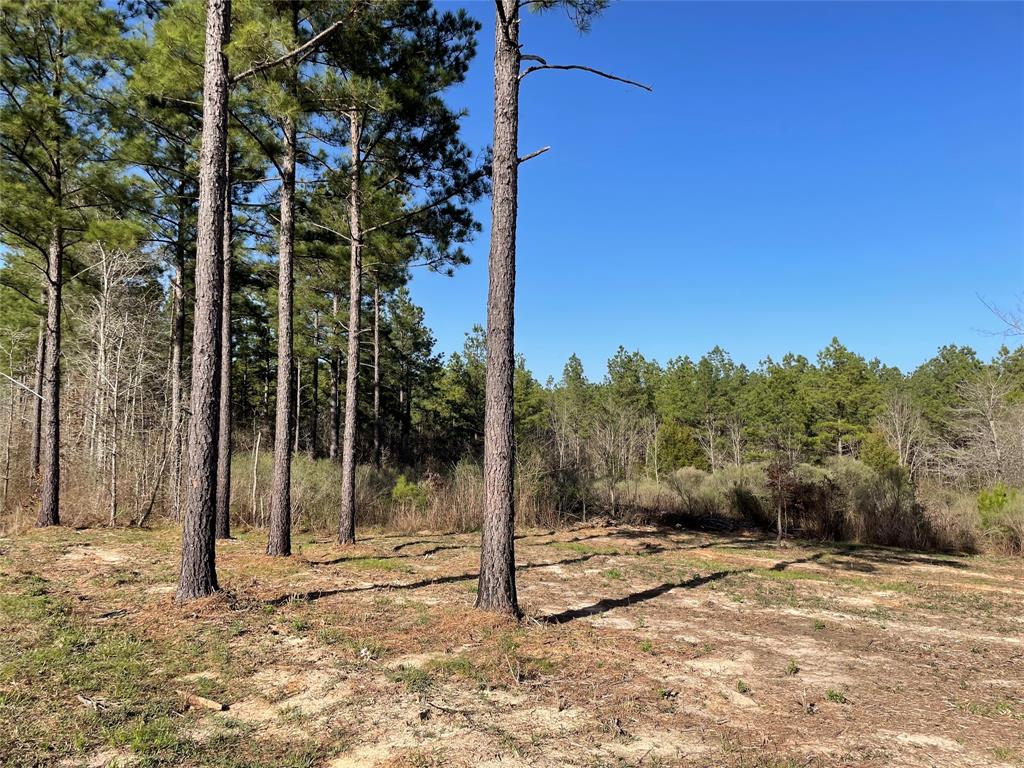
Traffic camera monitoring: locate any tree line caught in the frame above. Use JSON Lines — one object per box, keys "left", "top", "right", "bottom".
{"left": 3, "top": 0, "right": 1019, "bottom": 614}
{"left": 2, "top": 0, "right": 665, "bottom": 615}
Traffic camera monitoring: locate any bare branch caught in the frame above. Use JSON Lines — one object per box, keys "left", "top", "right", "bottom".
{"left": 520, "top": 56, "right": 652, "bottom": 92}
{"left": 518, "top": 146, "right": 550, "bottom": 164}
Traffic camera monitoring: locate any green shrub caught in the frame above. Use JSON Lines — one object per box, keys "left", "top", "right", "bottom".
{"left": 978, "top": 484, "right": 1014, "bottom": 517}
{"left": 977, "top": 485, "right": 1024, "bottom": 554}
{"left": 859, "top": 431, "right": 900, "bottom": 473}
{"left": 391, "top": 474, "right": 428, "bottom": 508}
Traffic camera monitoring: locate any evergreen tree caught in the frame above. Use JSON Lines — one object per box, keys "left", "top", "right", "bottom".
{"left": 1, "top": 0, "right": 140, "bottom": 526}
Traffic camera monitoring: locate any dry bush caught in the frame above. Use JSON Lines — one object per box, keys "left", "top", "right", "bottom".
{"left": 914, "top": 480, "right": 981, "bottom": 553}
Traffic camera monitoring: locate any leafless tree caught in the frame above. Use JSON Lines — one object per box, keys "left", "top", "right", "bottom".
{"left": 877, "top": 391, "right": 927, "bottom": 478}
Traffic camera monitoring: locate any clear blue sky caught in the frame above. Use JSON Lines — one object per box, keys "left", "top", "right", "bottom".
{"left": 411, "top": 1, "right": 1024, "bottom": 382}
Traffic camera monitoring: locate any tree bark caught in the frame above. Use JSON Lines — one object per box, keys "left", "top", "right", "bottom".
{"left": 176, "top": 0, "right": 229, "bottom": 601}
{"left": 215, "top": 150, "right": 233, "bottom": 540}
{"left": 338, "top": 109, "right": 362, "bottom": 545}
{"left": 29, "top": 315, "right": 44, "bottom": 477}
{"left": 169, "top": 172, "right": 188, "bottom": 521}
{"left": 36, "top": 223, "right": 62, "bottom": 527}
{"left": 476, "top": 0, "right": 520, "bottom": 616}
{"left": 329, "top": 292, "right": 340, "bottom": 460}
{"left": 294, "top": 361, "right": 302, "bottom": 454}
{"left": 267, "top": 108, "right": 296, "bottom": 557}
{"left": 309, "top": 310, "right": 319, "bottom": 458}
{"left": 372, "top": 285, "right": 381, "bottom": 469}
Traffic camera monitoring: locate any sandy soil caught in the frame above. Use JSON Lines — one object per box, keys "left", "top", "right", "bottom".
{"left": 2, "top": 523, "right": 1022, "bottom": 767}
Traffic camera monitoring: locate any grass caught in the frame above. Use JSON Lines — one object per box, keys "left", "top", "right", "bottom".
{"left": 344, "top": 556, "right": 414, "bottom": 573}
{"left": 826, "top": 688, "right": 849, "bottom": 704}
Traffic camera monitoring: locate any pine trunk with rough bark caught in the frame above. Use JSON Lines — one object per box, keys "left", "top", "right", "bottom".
{"left": 372, "top": 286, "right": 381, "bottom": 469}
{"left": 329, "top": 292, "right": 340, "bottom": 460}
{"left": 309, "top": 310, "right": 319, "bottom": 458}
{"left": 268, "top": 111, "right": 296, "bottom": 557}
{"left": 338, "top": 111, "right": 362, "bottom": 545}
{"left": 215, "top": 150, "right": 233, "bottom": 540}
{"left": 476, "top": 0, "right": 520, "bottom": 616}
{"left": 176, "top": 0, "right": 229, "bottom": 602}
{"left": 37, "top": 224, "right": 63, "bottom": 527}
{"left": 169, "top": 172, "right": 188, "bottom": 521}
{"left": 29, "top": 316, "right": 44, "bottom": 477}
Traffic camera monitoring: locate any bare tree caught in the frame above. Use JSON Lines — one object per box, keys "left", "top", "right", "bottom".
{"left": 952, "top": 372, "right": 1023, "bottom": 486}
{"left": 696, "top": 413, "right": 720, "bottom": 474}
{"left": 877, "top": 391, "right": 927, "bottom": 478}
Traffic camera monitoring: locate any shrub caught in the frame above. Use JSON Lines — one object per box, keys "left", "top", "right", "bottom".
{"left": 703, "top": 464, "right": 770, "bottom": 527}
{"left": 391, "top": 474, "right": 428, "bottom": 508}
{"left": 977, "top": 485, "right": 1024, "bottom": 554}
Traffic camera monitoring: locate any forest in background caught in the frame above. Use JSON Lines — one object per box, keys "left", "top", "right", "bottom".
{"left": 2, "top": 0, "right": 1023, "bottom": 563}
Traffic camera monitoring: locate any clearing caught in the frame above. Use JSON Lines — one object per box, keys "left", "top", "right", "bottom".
{"left": 1, "top": 523, "right": 1022, "bottom": 767}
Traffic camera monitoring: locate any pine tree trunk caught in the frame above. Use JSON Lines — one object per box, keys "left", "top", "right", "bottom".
{"left": 215, "top": 150, "right": 233, "bottom": 540}
{"left": 476, "top": 0, "right": 520, "bottom": 616}
{"left": 329, "top": 292, "right": 340, "bottom": 460}
{"left": 268, "top": 111, "right": 296, "bottom": 557}
{"left": 309, "top": 310, "right": 319, "bottom": 458}
{"left": 37, "top": 224, "right": 62, "bottom": 527}
{"left": 29, "top": 315, "right": 44, "bottom": 477}
{"left": 294, "top": 361, "right": 302, "bottom": 453}
{"left": 372, "top": 286, "right": 381, "bottom": 469}
{"left": 169, "top": 174, "right": 187, "bottom": 521}
{"left": 338, "top": 110, "right": 362, "bottom": 545}
{"left": 176, "top": 0, "right": 229, "bottom": 601}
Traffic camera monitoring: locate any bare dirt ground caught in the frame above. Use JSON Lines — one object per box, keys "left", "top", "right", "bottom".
{"left": 2, "top": 523, "right": 1022, "bottom": 768}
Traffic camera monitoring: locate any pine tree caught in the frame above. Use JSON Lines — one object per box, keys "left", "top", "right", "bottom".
{"left": 478, "top": 0, "right": 649, "bottom": 615}
{"left": 310, "top": 3, "right": 482, "bottom": 544}
{"left": 1, "top": 0, "right": 139, "bottom": 527}
{"left": 176, "top": 0, "right": 230, "bottom": 601}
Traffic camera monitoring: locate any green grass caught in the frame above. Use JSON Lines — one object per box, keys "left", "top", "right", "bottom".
{"left": 826, "top": 688, "right": 849, "bottom": 704}
{"left": 0, "top": 565, "right": 351, "bottom": 767}
{"left": 344, "top": 557, "right": 413, "bottom": 573}
{"left": 547, "top": 541, "right": 620, "bottom": 556}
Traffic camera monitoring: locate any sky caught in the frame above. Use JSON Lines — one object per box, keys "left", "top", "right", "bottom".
{"left": 411, "top": 1, "right": 1024, "bottom": 383}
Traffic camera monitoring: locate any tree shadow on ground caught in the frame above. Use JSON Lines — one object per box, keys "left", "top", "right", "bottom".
{"left": 265, "top": 552, "right": 610, "bottom": 606}
{"left": 717, "top": 537, "right": 972, "bottom": 570}
{"left": 539, "top": 568, "right": 746, "bottom": 625}
{"left": 770, "top": 552, "right": 826, "bottom": 571}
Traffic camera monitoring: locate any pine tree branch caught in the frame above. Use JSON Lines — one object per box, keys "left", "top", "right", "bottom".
{"left": 230, "top": 11, "right": 353, "bottom": 85}
{"left": 519, "top": 56, "right": 652, "bottom": 91}
{"left": 518, "top": 146, "right": 550, "bottom": 164}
